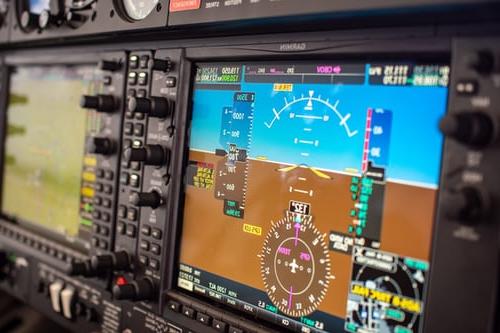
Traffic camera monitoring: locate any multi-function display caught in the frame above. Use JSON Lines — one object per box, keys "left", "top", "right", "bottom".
{"left": 2, "top": 65, "right": 98, "bottom": 246}
{"left": 178, "top": 61, "right": 450, "bottom": 332}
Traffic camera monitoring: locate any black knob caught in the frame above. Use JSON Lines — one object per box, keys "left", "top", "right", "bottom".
{"left": 466, "top": 50, "right": 496, "bottom": 75}
{"left": 83, "top": 307, "right": 98, "bottom": 323}
{"left": 20, "top": 11, "right": 39, "bottom": 30}
{"left": 65, "top": 259, "right": 98, "bottom": 277}
{"left": 439, "top": 112, "right": 497, "bottom": 148}
{"left": 441, "top": 186, "right": 490, "bottom": 222}
{"left": 123, "top": 145, "right": 168, "bottom": 166}
{"left": 129, "top": 191, "right": 162, "bottom": 209}
{"left": 86, "top": 137, "right": 114, "bottom": 155}
{"left": 148, "top": 58, "right": 172, "bottom": 72}
{"left": 90, "top": 251, "right": 131, "bottom": 272}
{"left": 39, "top": 9, "right": 56, "bottom": 29}
{"left": 128, "top": 97, "right": 171, "bottom": 118}
{"left": 99, "top": 60, "right": 122, "bottom": 72}
{"left": 66, "top": 11, "right": 87, "bottom": 28}
{"left": 113, "top": 278, "right": 155, "bottom": 301}
{"left": 80, "top": 95, "right": 116, "bottom": 113}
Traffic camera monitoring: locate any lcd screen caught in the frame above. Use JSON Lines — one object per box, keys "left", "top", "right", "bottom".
{"left": 177, "top": 61, "right": 450, "bottom": 332}
{"left": 2, "top": 65, "right": 97, "bottom": 245}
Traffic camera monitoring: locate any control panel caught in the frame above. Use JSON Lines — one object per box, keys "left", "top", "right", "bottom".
{"left": 0, "top": 2, "right": 498, "bottom": 333}
{"left": 0, "top": 0, "right": 496, "bottom": 44}
{"left": 9, "top": 0, "right": 169, "bottom": 43}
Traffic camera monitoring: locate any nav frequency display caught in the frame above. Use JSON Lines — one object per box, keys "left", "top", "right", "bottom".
{"left": 178, "top": 61, "right": 450, "bottom": 333}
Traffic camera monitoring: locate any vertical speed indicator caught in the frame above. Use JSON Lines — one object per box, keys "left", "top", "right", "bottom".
{"left": 259, "top": 211, "right": 333, "bottom": 317}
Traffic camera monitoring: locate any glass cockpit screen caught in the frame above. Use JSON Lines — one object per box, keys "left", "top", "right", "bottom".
{"left": 2, "top": 65, "right": 97, "bottom": 245}
{"left": 178, "top": 61, "right": 450, "bottom": 333}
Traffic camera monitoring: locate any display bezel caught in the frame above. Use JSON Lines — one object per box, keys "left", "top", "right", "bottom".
{"left": 0, "top": 52, "right": 101, "bottom": 254}
{"left": 166, "top": 38, "right": 452, "bottom": 333}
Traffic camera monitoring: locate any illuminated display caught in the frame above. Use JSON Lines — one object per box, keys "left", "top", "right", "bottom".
{"left": 29, "top": 0, "right": 50, "bottom": 14}
{"left": 2, "top": 65, "right": 99, "bottom": 244}
{"left": 178, "top": 61, "right": 449, "bottom": 332}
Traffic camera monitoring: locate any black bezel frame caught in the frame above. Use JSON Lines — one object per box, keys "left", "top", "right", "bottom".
{"left": 162, "top": 32, "right": 453, "bottom": 333}
{"left": 0, "top": 51, "right": 102, "bottom": 255}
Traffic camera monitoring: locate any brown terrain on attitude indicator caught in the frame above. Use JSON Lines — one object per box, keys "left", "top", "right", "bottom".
{"left": 180, "top": 150, "right": 437, "bottom": 318}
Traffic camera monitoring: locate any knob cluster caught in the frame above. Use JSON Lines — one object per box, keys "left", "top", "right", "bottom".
{"left": 90, "top": 251, "right": 132, "bottom": 272}
{"left": 466, "top": 50, "right": 497, "bottom": 75}
{"left": 148, "top": 58, "right": 172, "bottom": 72}
{"left": 438, "top": 49, "right": 498, "bottom": 225}
{"left": 86, "top": 137, "right": 115, "bottom": 155}
{"left": 130, "top": 191, "right": 162, "bottom": 209}
{"left": 128, "top": 97, "right": 171, "bottom": 118}
{"left": 66, "top": 251, "right": 133, "bottom": 278}
{"left": 123, "top": 145, "right": 168, "bottom": 166}
{"left": 80, "top": 95, "right": 117, "bottom": 113}
{"left": 20, "top": 4, "right": 93, "bottom": 31}
{"left": 441, "top": 186, "right": 490, "bottom": 222}
{"left": 439, "top": 112, "right": 497, "bottom": 148}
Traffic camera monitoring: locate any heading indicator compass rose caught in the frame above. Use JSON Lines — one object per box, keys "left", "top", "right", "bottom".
{"left": 259, "top": 211, "right": 334, "bottom": 317}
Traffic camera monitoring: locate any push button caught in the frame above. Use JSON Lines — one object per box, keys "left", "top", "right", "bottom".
{"left": 102, "top": 198, "right": 112, "bottom": 208}
{"left": 61, "top": 286, "right": 76, "bottom": 319}
{"left": 118, "top": 205, "right": 127, "bottom": 218}
{"left": 49, "top": 280, "right": 64, "bottom": 313}
{"left": 196, "top": 312, "right": 211, "bottom": 325}
{"left": 150, "top": 243, "right": 161, "bottom": 255}
{"left": 228, "top": 327, "right": 244, "bottom": 333}
{"left": 124, "top": 122, "right": 134, "bottom": 135}
{"left": 149, "top": 259, "right": 160, "bottom": 271}
{"left": 129, "top": 55, "right": 139, "bottom": 69}
{"left": 130, "top": 174, "right": 140, "bottom": 188}
{"left": 456, "top": 80, "right": 479, "bottom": 96}
{"left": 167, "top": 300, "right": 180, "bottom": 312}
{"left": 141, "top": 226, "right": 151, "bottom": 236}
{"left": 126, "top": 225, "right": 137, "bottom": 238}
{"left": 166, "top": 76, "right": 176, "bottom": 88}
{"left": 117, "top": 222, "right": 126, "bottom": 234}
{"left": 139, "top": 55, "right": 149, "bottom": 69}
{"left": 151, "top": 228, "right": 162, "bottom": 240}
{"left": 140, "top": 240, "right": 150, "bottom": 251}
{"left": 182, "top": 306, "right": 195, "bottom": 319}
{"left": 212, "top": 319, "right": 227, "bottom": 332}
{"left": 127, "top": 208, "right": 138, "bottom": 221}
{"left": 138, "top": 72, "right": 148, "bottom": 86}
{"left": 139, "top": 255, "right": 149, "bottom": 266}
{"left": 128, "top": 72, "right": 137, "bottom": 85}
{"left": 120, "top": 172, "right": 129, "bottom": 185}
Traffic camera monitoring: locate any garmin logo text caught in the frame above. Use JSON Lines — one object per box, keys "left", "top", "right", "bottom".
{"left": 279, "top": 43, "right": 307, "bottom": 51}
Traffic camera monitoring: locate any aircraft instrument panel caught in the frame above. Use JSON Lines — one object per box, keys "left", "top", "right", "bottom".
{"left": 0, "top": 1, "right": 497, "bottom": 333}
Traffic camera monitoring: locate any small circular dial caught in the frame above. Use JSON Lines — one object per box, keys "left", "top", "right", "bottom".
{"left": 121, "top": 0, "right": 158, "bottom": 21}
{"left": 260, "top": 212, "right": 332, "bottom": 317}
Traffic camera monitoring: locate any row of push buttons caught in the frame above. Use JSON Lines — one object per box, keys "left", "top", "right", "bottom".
{"left": 0, "top": 225, "right": 76, "bottom": 262}
{"left": 168, "top": 301, "right": 245, "bottom": 333}
{"left": 95, "top": 168, "right": 114, "bottom": 180}
{"left": 129, "top": 54, "right": 150, "bottom": 70}
{"left": 139, "top": 223, "right": 163, "bottom": 272}
{"left": 124, "top": 122, "right": 145, "bottom": 136}
{"left": 128, "top": 71, "right": 148, "bottom": 86}
{"left": 90, "top": 158, "right": 114, "bottom": 248}
{"left": 116, "top": 53, "right": 151, "bottom": 255}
